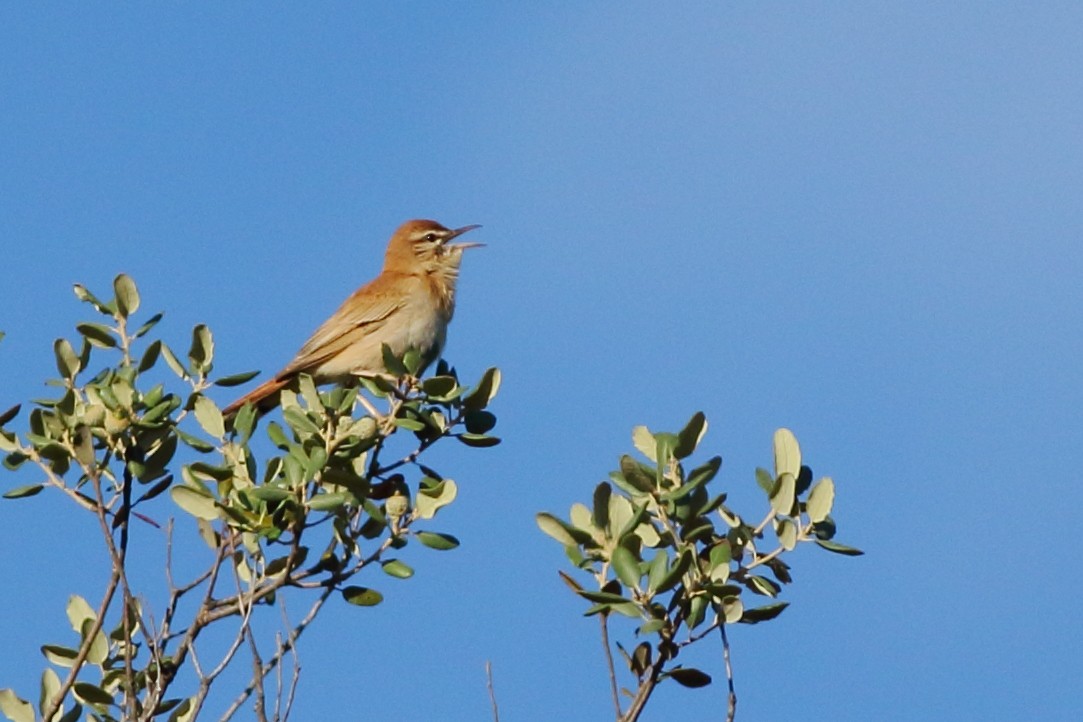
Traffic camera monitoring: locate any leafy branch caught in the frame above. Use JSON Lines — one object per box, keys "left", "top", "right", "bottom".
{"left": 537, "top": 413, "right": 861, "bottom": 722}
{"left": 0, "top": 275, "right": 501, "bottom": 722}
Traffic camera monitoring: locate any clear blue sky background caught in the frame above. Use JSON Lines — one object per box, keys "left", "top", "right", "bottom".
{"left": 2, "top": 4, "right": 1081, "bottom": 721}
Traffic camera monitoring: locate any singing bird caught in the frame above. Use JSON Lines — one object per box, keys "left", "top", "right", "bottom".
{"left": 223, "top": 219, "right": 482, "bottom": 417}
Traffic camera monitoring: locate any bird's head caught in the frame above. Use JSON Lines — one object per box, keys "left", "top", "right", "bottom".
{"left": 385, "top": 219, "right": 483, "bottom": 273}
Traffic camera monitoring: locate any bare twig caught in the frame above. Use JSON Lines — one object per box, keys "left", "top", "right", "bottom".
{"left": 719, "top": 621, "right": 737, "bottom": 722}
{"left": 247, "top": 625, "right": 269, "bottom": 722}
{"left": 598, "top": 613, "right": 621, "bottom": 718}
{"left": 485, "top": 660, "right": 500, "bottom": 722}
{"left": 221, "top": 586, "right": 332, "bottom": 721}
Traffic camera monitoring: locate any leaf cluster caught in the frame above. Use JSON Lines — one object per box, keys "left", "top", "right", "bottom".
{"left": 536, "top": 413, "right": 861, "bottom": 720}
{"left": 0, "top": 275, "right": 501, "bottom": 722}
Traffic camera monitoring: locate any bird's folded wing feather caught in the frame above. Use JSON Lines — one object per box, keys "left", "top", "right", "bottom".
{"left": 277, "top": 286, "right": 404, "bottom": 379}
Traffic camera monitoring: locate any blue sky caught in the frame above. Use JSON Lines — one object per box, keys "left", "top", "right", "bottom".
{"left": 2, "top": 3, "right": 1081, "bottom": 720}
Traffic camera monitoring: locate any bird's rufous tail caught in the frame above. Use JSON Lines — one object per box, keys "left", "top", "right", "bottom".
{"left": 222, "top": 376, "right": 292, "bottom": 418}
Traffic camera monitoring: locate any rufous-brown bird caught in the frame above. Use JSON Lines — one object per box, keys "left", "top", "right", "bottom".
{"left": 223, "top": 219, "right": 482, "bottom": 416}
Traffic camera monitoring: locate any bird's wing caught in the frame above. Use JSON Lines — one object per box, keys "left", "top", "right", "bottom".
{"left": 276, "top": 281, "right": 405, "bottom": 379}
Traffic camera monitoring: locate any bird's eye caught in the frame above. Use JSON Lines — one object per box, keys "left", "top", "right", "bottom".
{"left": 424, "top": 233, "right": 438, "bottom": 243}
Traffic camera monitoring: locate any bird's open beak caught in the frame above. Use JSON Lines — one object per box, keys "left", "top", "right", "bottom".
{"left": 446, "top": 224, "right": 484, "bottom": 250}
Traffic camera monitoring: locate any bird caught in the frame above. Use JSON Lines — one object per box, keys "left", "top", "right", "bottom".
{"left": 223, "top": 219, "right": 482, "bottom": 417}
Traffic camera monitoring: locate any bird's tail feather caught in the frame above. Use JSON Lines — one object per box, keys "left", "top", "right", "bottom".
{"left": 222, "top": 376, "right": 291, "bottom": 418}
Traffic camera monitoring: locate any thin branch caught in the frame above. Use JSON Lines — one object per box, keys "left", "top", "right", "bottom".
{"left": 752, "top": 508, "right": 776, "bottom": 537}
{"left": 274, "top": 596, "right": 302, "bottom": 722}
{"left": 619, "top": 660, "right": 663, "bottom": 722}
{"left": 41, "top": 568, "right": 120, "bottom": 721}
{"left": 246, "top": 625, "right": 269, "bottom": 722}
{"left": 718, "top": 621, "right": 737, "bottom": 722}
{"left": 600, "top": 613, "right": 621, "bottom": 719}
{"left": 220, "top": 586, "right": 333, "bottom": 721}
{"left": 485, "top": 660, "right": 500, "bottom": 722}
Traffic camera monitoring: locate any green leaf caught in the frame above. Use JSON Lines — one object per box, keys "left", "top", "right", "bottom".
{"left": 343, "top": 586, "right": 383, "bottom": 606}
{"left": 72, "top": 682, "right": 113, "bottom": 706}
{"left": 806, "top": 476, "right": 835, "bottom": 523}
{"left": 415, "top": 531, "right": 460, "bottom": 550}
{"left": 392, "top": 416, "right": 425, "bottom": 432}
{"left": 796, "top": 464, "right": 813, "bottom": 495}
{"left": 65, "top": 595, "right": 95, "bottom": 633}
{"left": 619, "top": 455, "right": 655, "bottom": 493}
{"left": 673, "top": 411, "right": 707, "bottom": 459}
{"left": 296, "top": 373, "right": 322, "bottom": 413}
{"left": 740, "top": 601, "right": 789, "bottom": 624}
{"left": 282, "top": 407, "right": 321, "bottom": 437}
{"left": 248, "top": 486, "right": 292, "bottom": 502}
{"left": 536, "top": 512, "right": 593, "bottom": 547}
{"left": 660, "top": 455, "right": 721, "bottom": 503}
{"left": 631, "top": 425, "right": 656, "bottom": 462}
{"left": 170, "top": 486, "right": 219, "bottom": 520}
{"left": 776, "top": 518, "right": 797, "bottom": 551}
{"left": 708, "top": 541, "right": 732, "bottom": 582}
{"left": 76, "top": 322, "right": 117, "bottom": 349}
{"left": 747, "top": 575, "right": 781, "bottom": 597}
{"left": 166, "top": 698, "right": 195, "bottom": 722}
{"left": 591, "top": 482, "right": 611, "bottom": 530}
{"left": 193, "top": 395, "right": 225, "bottom": 439}
{"left": 80, "top": 618, "right": 108, "bottom": 666}
{"left": 113, "top": 274, "right": 140, "bottom": 318}
{"left": 630, "top": 641, "right": 652, "bottom": 675}
{"left": 188, "top": 324, "right": 214, "bottom": 375}
{"left": 0, "top": 404, "right": 20, "bottom": 428}
{"left": 188, "top": 461, "right": 233, "bottom": 482}
{"left": 686, "top": 455, "right": 722, "bottom": 489}
{"left": 463, "top": 410, "right": 497, "bottom": 434}
{"left": 585, "top": 601, "right": 640, "bottom": 618}
{"left": 380, "top": 343, "right": 408, "bottom": 377}
{"left": 3, "top": 484, "right": 44, "bottom": 500}
{"left": 381, "top": 559, "right": 415, "bottom": 579}
{"left": 668, "top": 667, "right": 712, "bottom": 688}
{"left": 402, "top": 347, "right": 423, "bottom": 376}
{"left": 646, "top": 550, "right": 669, "bottom": 593}
{"left": 755, "top": 466, "right": 774, "bottom": 494}
{"left": 815, "top": 539, "right": 864, "bottom": 556}
{"left": 266, "top": 422, "right": 290, "bottom": 449}
{"left": 456, "top": 433, "right": 501, "bottom": 448}
{"left": 136, "top": 475, "right": 174, "bottom": 504}
{"left": 160, "top": 344, "right": 189, "bottom": 380}
{"left": 654, "top": 548, "right": 693, "bottom": 593}
{"left": 639, "top": 619, "right": 665, "bottom": 635}
{"left": 722, "top": 595, "right": 744, "bottom": 623}
{"left": 133, "top": 312, "right": 163, "bottom": 339}
{"left": 421, "top": 374, "right": 459, "bottom": 398}
{"left": 463, "top": 367, "right": 501, "bottom": 411}
{"left": 653, "top": 432, "right": 678, "bottom": 466}
{"left": 416, "top": 478, "right": 458, "bottom": 520}
{"left": 41, "top": 645, "right": 78, "bottom": 668}
{"left": 39, "top": 668, "right": 60, "bottom": 721}
{"left": 0, "top": 689, "right": 33, "bottom": 722}
{"left": 770, "top": 472, "right": 796, "bottom": 515}
{"left": 610, "top": 545, "right": 642, "bottom": 588}
{"left": 53, "top": 338, "right": 80, "bottom": 379}
{"left": 213, "top": 370, "right": 260, "bottom": 388}
{"left": 176, "top": 428, "right": 214, "bottom": 452}
{"left": 576, "top": 589, "right": 631, "bottom": 605}
{"left": 138, "top": 339, "right": 162, "bottom": 373}
{"left": 232, "top": 402, "right": 257, "bottom": 444}
{"left": 308, "top": 492, "right": 349, "bottom": 512}
{"left": 72, "top": 284, "right": 110, "bottom": 313}
{"left": 773, "top": 427, "right": 801, "bottom": 479}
